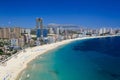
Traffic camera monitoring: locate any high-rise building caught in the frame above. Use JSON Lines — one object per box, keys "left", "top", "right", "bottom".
{"left": 109, "top": 28, "right": 115, "bottom": 35}
{"left": 103, "top": 28, "right": 106, "bottom": 34}
{"left": 43, "top": 29, "right": 48, "bottom": 37}
{"left": 54, "top": 28, "right": 60, "bottom": 35}
{"left": 36, "top": 29, "right": 41, "bottom": 38}
{"left": 99, "top": 28, "right": 103, "bottom": 35}
{"left": 13, "top": 27, "right": 21, "bottom": 38}
{"left": 99, "top": 28, "right": 107, "bottom": 35}
{"left": 49, "top": 27, "right": 54, "bottom": 34}
{"left": 0, "top": 28, "right": 11, "bottom": 39}
{"left": 0, "top": 29, "right": 2, "bottom": 38}
{"left": 36, "top": 18, "right": 43, "bottom": 39}
{"left": 18, "top": 36, "right": 25, "bottom": 47}
{"left": 36, "top": 29, "right": 48, "bottom": 38}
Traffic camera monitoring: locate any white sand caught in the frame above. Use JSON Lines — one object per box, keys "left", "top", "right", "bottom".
{"left": 0, "top": 35, "right": 119, "bottom": 80}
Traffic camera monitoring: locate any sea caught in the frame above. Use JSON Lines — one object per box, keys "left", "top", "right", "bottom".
{"left": 18, "top": 36, "right": 120, "bottom": 80}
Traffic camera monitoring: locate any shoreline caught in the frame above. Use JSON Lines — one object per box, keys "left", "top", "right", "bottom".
{"left": 0, "top": 35, "right": 119, "bottom": 80}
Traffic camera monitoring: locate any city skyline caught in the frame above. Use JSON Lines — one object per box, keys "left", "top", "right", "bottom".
{"left": 0, "top": 0, "right": 120, "bottom": 28}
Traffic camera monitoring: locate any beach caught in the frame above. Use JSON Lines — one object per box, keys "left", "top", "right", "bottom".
{"left": 0, "top": 35, "right": 119, "bottom": 80}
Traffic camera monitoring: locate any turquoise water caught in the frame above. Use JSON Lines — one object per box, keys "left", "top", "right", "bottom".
{"left": 18, "top": 37, "right": 120, "bottom": 80}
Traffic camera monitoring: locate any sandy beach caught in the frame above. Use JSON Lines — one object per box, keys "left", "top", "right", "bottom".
{"left": 0, "top": 35, "right": 119, "bottom": 80}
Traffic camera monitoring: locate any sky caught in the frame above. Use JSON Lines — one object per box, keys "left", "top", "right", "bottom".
{"left": 0, "top": 0, "right": 120, "bottom": 28}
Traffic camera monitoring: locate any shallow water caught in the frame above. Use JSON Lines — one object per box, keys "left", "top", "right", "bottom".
{"left": 18, "top": 36, "right": 120, "bottom": 80}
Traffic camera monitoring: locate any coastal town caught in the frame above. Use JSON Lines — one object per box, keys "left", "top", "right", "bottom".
{"left": 0, "top": 0, "right": 120, "bottom": 79}
{"left": 0, "top": 18, "right": 120, "bottom": 65}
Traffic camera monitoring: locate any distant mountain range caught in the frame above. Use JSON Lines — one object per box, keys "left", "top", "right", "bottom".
{"left": 47, "top": 23, "right": 80, "bottom": 28}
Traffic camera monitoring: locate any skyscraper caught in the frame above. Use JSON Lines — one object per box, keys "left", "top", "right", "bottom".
{"left": 0, "top": 28, "right": 11, "bottom": 39}
{"left": 36, "top": 18, "right": 43, "bottom": 39}
{"left": 43, "top": 29, "right": 48, "bottom": 37}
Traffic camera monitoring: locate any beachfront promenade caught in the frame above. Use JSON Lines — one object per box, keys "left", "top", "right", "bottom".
{"left": 0, "top": 35, "right": 119, "bottom": 80}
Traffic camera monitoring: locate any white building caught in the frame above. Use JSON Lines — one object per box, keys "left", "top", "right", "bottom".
{"left": 21, "top": 28, "right": 31, "bottom": 36}
{"left": 10, "top": 38, "right": 18, "bottom": 47}
{"left": 49, "top": 28, "right": 54, "bottom": 34}
{"left": 56, "top": 28, "right": 60, "bottom": 35}
{"left": 103, "top": 28, "right": 107, "bottom": 33}
{"left": 109, "top": 28, "right": 114, "bottom": 34}
{"left": 99, "top": 28, "right": 107, "bottom": 35}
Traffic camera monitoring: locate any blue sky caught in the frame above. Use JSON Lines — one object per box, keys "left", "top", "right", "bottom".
{"left": 0, "top": 0, "right": 120, "bottom": 28}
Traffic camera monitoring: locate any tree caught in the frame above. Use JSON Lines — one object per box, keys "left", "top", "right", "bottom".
{"left": 0, "top": 49, "right": 3, "bottom": 55}
{"left": 0, "top": 42, "right": 4, "bottom": 47}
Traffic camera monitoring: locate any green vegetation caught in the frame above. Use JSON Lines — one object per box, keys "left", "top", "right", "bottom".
{"left": 0, "top": 49, "right": 3, "bottom": 55}
{"left": 32, "top": 37, "right": 37, "bottom": 41}
{"left": 0, "top": 40, "right": 10, "bottom": 47}
{"left": 4, "top": 42, "right": 10, "bottom": 45}
{"left": 13, "top": 50, "right": 17, "bottom": 54}
{"left": 31, "top": 30, "right": 36, "bottom": 35}
{"left": 0, "top": 42, "right": 4, "bottom": 47}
